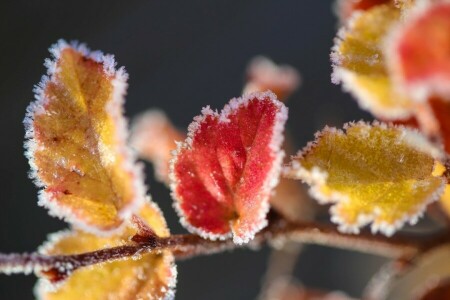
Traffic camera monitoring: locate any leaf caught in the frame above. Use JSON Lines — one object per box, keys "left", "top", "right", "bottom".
{"left": 131, "top": 110, "right": 185, "bottom": 184}
{"left": 284, "top": 122, "right": 445, "bottom": 236}
{"left": 385, "top": 2, "right": 450, "bottom": 153}
{"left": 387, "top": 1, "right": 450, "bottom": 101}
{"left": 35, "top": 200, "right": 176, "bottom": 300}
{"left": 332, "top": 4, "right": 415, "bottom": 120}
{"left": 170, "top": 91, "right": 288, "bottom": 244}
{"left": 24, "top": 40, "right": 146, "bottom": 233}
{"left": 243, "top": 56, "right": 301, "bottom": 102}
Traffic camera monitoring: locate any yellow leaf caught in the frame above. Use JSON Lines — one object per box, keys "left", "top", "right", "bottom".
{"left": 35, "top": 200, "right": 176, "bottom": 300}
{"left": 332, "top": 4, "right": 415, "bottom": 119}
{"left": 285, "top": 122, "right": 445, "bottom": 236}
{"left": 25, "top": 40, "right": 146, "bottom": 233}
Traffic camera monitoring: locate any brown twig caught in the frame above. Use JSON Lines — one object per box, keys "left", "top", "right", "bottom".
{"left": 0, "top": 218, "right": 447, "bottom": 282}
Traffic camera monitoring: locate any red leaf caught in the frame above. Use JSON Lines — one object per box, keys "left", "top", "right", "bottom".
{"left": 388, "top": 1, "right": 450, "bottom": 101}
{"left": 170, "top": 91, "right": 287, "bottom": 244}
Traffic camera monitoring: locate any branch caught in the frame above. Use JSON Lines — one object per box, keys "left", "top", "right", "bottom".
{"left": 0, "top": 217, "right": 446, "bottom": 283}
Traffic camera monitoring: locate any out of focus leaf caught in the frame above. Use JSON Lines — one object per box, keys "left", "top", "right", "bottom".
{"left": 332, "top": 4, "right": 415, "bottom": 120}
{"left": 25, "top": 40, "right": 146, "bottom": 233}
{"left": 170, "top": 91, "right": 287, "bottom": 244}
{"left": 385, "top": 2, "right": 450, "bottom": 153}
{"left": 243, "top": 56, "right": 301, "bottom": 102}
{"left": 285, "top": 122, "right": 445, "bottom": 235}
{"left": 36, "top": 201, "right": 176, "bottom": 300}
{"left": 388, "top": 1, "right": 450, "bottom": 101}
{"left": 131, "top": 110, "right": 185, "bottom": 184}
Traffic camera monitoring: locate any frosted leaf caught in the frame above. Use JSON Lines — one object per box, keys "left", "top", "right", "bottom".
{"left": 170, "top": 91, "right": 287, "bottom": 244}
{"left": 24, "top": 40, "right": 146, "bottom": 234}
{"left": 332, "top": 4, "right": 416, "bottom": 120}
{"left": 285, "top": 121, "right": 445, "bottom": 236}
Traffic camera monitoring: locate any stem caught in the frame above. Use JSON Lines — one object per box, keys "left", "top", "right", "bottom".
{"left": 0, "top": 218, "right": 445, "bottom": 281}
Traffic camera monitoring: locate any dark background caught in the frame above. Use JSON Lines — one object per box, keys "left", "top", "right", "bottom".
{"left": 0, "top": 1, "right": 386, "bottom": 299}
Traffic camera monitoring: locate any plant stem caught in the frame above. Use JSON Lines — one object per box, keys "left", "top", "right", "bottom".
{"left": 0, "top": 218, "right": 445, "bottom": 281}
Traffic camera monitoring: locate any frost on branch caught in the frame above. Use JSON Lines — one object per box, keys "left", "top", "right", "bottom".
{"left": 24, "top": 40, "right": 146, "bottom": 234}
{"left": 131, "top": 110, "right": 185, "bottom": 184}
{"left": 284, "top": 122, "right": 446, "bottom": 236}
{"left": 35, "top": 200, "right": 176, "bottom": 300}
{"left": 170, "top": 91, "right": 288, "bottom": 244}
{"left": 332, "top": 4, "right": 416, "bottom": 120}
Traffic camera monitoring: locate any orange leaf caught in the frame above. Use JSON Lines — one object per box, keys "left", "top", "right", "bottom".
{"left": 35, "top": 201, "right": 176, "bottom": 300}
{"left": 24, "top": 40, "right": 146, "bottom": 234}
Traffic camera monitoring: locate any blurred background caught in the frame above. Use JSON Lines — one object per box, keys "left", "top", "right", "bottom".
{"left": 0, "top": 0, "right": 386, "bottom": 299}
